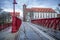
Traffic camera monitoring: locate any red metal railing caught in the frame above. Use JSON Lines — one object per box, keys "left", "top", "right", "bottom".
{"left": 0, "top": 23, "right": 12, "bottom": 31}
{"left": 31, "top": 18, "right": 60, "bottom": 30}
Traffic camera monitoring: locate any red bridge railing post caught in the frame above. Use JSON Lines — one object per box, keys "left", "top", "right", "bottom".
{"left": 31, "top": 18, "right": 60, "bottom": 31}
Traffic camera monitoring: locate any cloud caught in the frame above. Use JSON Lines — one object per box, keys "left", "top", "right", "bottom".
{"left": 3, "top": 8, "right": 23, "bottom": 17}
{"left": 0, "top": 0, "right": 60, "bottom": 17}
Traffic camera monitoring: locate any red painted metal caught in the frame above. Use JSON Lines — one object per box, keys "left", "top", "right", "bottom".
{"left": 31, "top": 18, "right": 60, "bottom": 30}
{"left": 0, "top": 23, "right": 12, "bottom": 31}
{"left": 12, "top": 17, "right": 22, "bottom": 33}
{"left": 12, "top": 0, "right": 22, "bottom": 33}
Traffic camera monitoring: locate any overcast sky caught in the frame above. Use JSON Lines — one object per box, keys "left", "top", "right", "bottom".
{"left": 0, "top": 0, "right": 60, "bottom": 17}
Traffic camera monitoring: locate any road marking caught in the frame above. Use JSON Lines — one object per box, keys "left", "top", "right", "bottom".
{"left": 27, "top": 23, "right": 56, "bottom": 40}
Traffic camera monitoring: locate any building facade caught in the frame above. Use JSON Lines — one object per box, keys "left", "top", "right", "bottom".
{"left": 10, "top": 12, "right": 20, "bottom": 17}
{"left": 23, "top": 4, "right": 57, "bottom": 22}
{"left": 57, "top": 14, "right": 60, "bottom": 18}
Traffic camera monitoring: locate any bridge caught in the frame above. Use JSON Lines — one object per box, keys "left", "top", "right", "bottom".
{"left": 31, "top": 18, "right": 60, "bottom": 30}
{"left": 0, "top": 0, "right": 60, "bottom": 40}
{"left": 0, "top": 21, "right": 60, "bottom": 40}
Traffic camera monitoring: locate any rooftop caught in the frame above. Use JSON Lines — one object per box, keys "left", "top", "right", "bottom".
{"left": 26, "top": 8, "right": 56, "bottom": 13}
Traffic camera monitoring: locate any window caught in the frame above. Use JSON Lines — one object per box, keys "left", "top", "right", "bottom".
{"left": 55, "top": 13, "right": 57, "bottom": 18}
{"left": 44, "top": 13, "right": 46, "bottom": 18}
{"left": 49, "top": 13, "right": 51, "bottom": 18}
{"left": 39, "top": 13, "right": 40, "bottom": 18}
{"left": 34, "top": 12, "right": 35, "bottom": 19}
{"left": 47, "top": 13, "right": 49, "bottom": 18}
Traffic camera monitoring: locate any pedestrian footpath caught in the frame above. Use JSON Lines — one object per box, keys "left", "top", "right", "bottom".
{"left": 17, "top": 22, "right": 56, "bottom": 40}
{"left": 0, "top": 27, "right": 18, "bottom": 40}
{"left": 30, "top": 22, "right": 60, "bottom": 40}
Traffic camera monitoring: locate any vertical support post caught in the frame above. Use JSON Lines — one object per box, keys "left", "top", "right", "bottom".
{"left": 12, "top": 0, "right": 17, "bottom": 33}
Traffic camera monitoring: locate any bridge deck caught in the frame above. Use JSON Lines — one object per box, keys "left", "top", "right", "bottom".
{"left": 0, "top": 22, "right": 60, "bottom": 40}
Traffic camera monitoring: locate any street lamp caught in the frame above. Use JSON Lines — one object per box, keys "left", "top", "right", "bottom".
{"left": 12, "top": 0, "right": 17, "bottom": 33}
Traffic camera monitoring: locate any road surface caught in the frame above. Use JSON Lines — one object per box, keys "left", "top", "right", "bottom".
{"left": 17, "top": 22, "right": 56, "bottom": 40}
{"left": 0, "top": 22, "right": 60, "bottom": 40}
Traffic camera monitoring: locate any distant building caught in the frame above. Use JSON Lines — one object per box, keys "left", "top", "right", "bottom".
{"left": 57, "top": 14, "right": 60, "bottom": 18}
{"left": 10, "top": 12, "right": 20, "bottom": 17}
{"left": 0, "top": 11, "right": 11, "bottom": 25}
{"left": 23, "top": 4, "right": 57, "bottom": 22}
{"left": 9, "top": 12, "right": 20, "bottom": 23}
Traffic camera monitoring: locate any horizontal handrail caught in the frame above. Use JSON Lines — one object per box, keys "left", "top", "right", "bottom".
{"left": 31, "top": 18, "right": 60, "bottom": 30}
